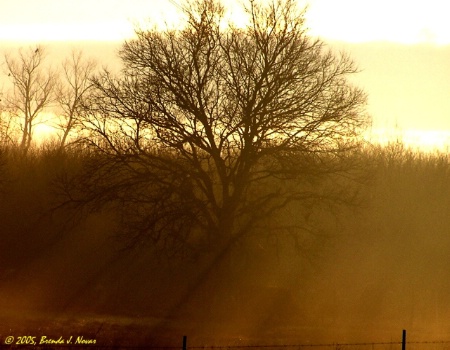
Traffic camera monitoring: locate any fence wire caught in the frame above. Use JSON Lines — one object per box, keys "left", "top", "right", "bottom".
{"left": 187, "top": 341, "right": 450, "bottom": 350}
{"left": 3, "top": 340, "right": 450, "bottom": 350}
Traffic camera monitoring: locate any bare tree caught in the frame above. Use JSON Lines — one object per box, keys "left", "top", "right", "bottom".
{"left": 0, "top": 112, "right": 13, "bottom": 147}
{"left": 55, "top": 49, "right": 97, "bottom": 148}
{"left": 3, "top": 45, "right": 58, "bottom": 153}
{"left": 68, "top": 0, "right": 368, "bottom": 257}
{"left": 0, "top": 93, "right": 8, "bottom": 146}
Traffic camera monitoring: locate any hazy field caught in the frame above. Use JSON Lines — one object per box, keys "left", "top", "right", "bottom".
{"left": 1, "top": 140, "right": 450, "bottom": 348}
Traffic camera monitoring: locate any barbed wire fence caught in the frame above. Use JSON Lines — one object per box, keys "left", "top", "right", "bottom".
{"left": 176, "top": 331, "right": 450, "bottom": 350}
{"left": 183, "top": 341, "right": 450, "bottom": 349}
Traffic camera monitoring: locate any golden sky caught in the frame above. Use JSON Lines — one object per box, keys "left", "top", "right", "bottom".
{"left": 307, "top": 0, "right": 450, "bottom": 45}
{"left": 0, "top": 0, "right": 163, "bottom": 41}
{"left": 1, "top": 0, "right": 449, "bottom": 44}
{"left": 2, "top": 0, "right": 450, "bottom": 150}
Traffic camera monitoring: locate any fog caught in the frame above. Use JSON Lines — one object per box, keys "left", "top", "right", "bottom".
{"left": 1, "top": 145, "right": 450, "bottom": 346}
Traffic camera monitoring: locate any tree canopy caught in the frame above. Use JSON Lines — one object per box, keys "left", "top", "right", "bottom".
{"left": 67, "top": 0, "right": 369, "bottom": 258}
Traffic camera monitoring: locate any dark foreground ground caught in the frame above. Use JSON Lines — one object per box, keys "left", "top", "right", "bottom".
{"left": 1, "top": 312, "right": 446, "bottom": 350}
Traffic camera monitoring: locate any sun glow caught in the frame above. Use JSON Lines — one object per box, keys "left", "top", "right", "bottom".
{"left": 0, "top": 0, "right": 181, "bottom": 42}
{"left": 306, "top": 0, "right": 450, "bottom": 45}
{"left": 1, "top": 0, "right": 450, "bottom": 44}
{"left": 368, "top": 129, "right": 450, "bottom": 152}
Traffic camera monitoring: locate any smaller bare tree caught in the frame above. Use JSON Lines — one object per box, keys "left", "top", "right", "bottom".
{"left": 3, "top": 45, "right": 58, "bottom": 153}
{"left": 0, "top": 93, "right": 7, "bottom": 146}
{"left": 55, "top": 49, "right": 97, "bottom": 148}
{"left": 0, "top": 111, "right": 14, "bottom": 147}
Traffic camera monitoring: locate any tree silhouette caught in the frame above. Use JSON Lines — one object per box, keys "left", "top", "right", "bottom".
{"left": 66, "top": 0, "right": 368, "bottom": 258}
{"left": 3, "top": 45, "right": 57, "bottom": 153}
{"left": 55, "top": 49, "right": 97, "bottom": 148}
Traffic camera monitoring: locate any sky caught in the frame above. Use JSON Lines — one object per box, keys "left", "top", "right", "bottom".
{"left": 1, "top": 0, "right": 449, "bottom": 44}
{"left": 1, "top": 0, "right": 450, "bottom": 150}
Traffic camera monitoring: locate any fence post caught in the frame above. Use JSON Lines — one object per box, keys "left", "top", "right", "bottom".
{"left": 402, "top": 330, "right": 406, "bottom": 350}
{"left": 183, "top": 336, "right": 187, "bottom": 350}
